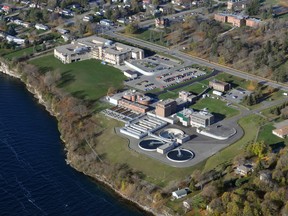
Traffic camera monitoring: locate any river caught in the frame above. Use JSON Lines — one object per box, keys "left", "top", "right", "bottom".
{"left": 0, "top": 73, "right": 145, "bottom": 216}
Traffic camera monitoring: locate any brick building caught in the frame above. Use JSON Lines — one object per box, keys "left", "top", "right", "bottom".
{"left": 155, "top": 99, "right": 177, "bottom": 117}
{"left": 209, "top": 80, "right": 231, "bottom": 92}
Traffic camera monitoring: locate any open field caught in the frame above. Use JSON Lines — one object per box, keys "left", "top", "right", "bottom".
{"left": 206, "top": 72, "right": 252, "bottom": 90}
{"left": 4, "top": 47, "right": 36, "bottom": 60}
{"left": 203, "top": 115, "right": 267, "bottom": 172}
{"left": 131, "top": 29, "right": 169, "bottom": 47}
{"left": 30, "top": 55, "right": 126, "bottom": 101}
{"left": 94, "top": 114, "right": 205, "bottom": 186}
{"left": 190, "top": 97, "right": 239, "bottom": 120}
{"left": 158, "top": 82, "right": 207, "bottom": 100}
{"left": 257, "top": 123, "right": 288, "bottom": 147}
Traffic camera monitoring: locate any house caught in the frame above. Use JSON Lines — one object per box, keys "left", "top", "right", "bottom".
{"left": 155, "top": 18, "right": 169, "bottom": 28}
{"left": 172, "top": 188, "right": 189, "bottom": 199}
{"left": 2, "top": 5, "right": 11, "bottom": 13}
{"left": 235, "top": 164, "right": 253, "bottom": 176}
{"left": 83, "top": 15, "right": 93, "bottom": 22}
{"left": 227, "top": 0, "right": 249, "bottom": 10}
{"left": 6, "top": 35, "right": 26, "bottom": 45}
{"left": 259, "top": 171, "right": 272, "bottom": 182}
{"left": 272, "top": 125, "right": 288, "bottom": 138}
{"left": 100, "top": 19, "right": 114, "bottom": 26}
{"left": 57, "top": 28, "right": 70, "bottom": 35}
{"left": 35, "top": 24, "right": 49, "bottom": 31}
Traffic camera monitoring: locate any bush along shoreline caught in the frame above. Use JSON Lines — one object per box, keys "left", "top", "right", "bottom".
{"left": 0, "top": 59, "right": 173, "bottom": 216}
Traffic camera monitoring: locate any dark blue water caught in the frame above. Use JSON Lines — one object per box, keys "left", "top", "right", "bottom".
{"left": 0, "top": 73, "right": 145, "bottom": 216}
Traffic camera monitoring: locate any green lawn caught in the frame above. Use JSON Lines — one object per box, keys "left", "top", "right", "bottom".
{"left": 30, "top": 55, "right": 126, "bottom": 101}
{"left": 190, "top": 97, "right": 239, "bottom": 120}
{"left": 4, "top": 47, "right": 35, "bottom": 60}
{"left": 203, "top": 115, "right": 266, "bottom": 172}
{"left": 132, "top": 29, "right": 169, "bottom": 47}
{"left": 95, "top": 114, "right": 205, "bottom": 186}
{"left": 257, "top": 123, "right": 287, "bottom": 146}
{"left": 158, "top": 82, "right": 207, "bottom": 100}
{"left": 209, "top": 72, "right": 251, "bottom": 90}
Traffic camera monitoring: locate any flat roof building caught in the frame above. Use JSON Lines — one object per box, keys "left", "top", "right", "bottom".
{"left": 246, "top": 18, "right": 261, "bottom": 28}
{"left": 209, "top": 80, "right": 231, "bottom": 92}
{"left": 190, "top": 110, "right": 214, "bottom": 128}
{"left": 214, "top": 13, "right": 227, "bottom": 23}
{"left": 54, "top": 36, "right": 144, "bottom": 65}
{"left": 176, "top": 108, "right": 194, "bottom": 126}
{"left": 226, "top": 14, "right": 246, "bottom": 27}
{"left": 155, "top": 99, "right": 177, "bottom": 117}
{"left": 118, "top": 98, "right": 149, "bottom": 113}
{"left": 178, "top": 91, "right": 197, "bottom": 103}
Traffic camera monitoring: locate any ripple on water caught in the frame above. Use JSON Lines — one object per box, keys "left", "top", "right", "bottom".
{"left": 0, "top": 73, "right": 144, "bottom": 216}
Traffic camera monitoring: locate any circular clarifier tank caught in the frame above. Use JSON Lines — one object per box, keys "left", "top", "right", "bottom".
{"left": 166, "top": 148, "right": 194, "bottom": 163}
{"left": 138, "top": 139, "right": 164, "bottom": 151}
{"left": 159, "top": 128, "right": 184, "bottom": 140}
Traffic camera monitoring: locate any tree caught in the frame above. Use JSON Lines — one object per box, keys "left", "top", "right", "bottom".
{"left": 246, "top": 0, "right": 260, "bottom": 16}
{"left": 125, "top": 22, "right": 139, "bottom": 34}
{"left": 131, "top": 0, "right": 140, "bottom": 13}
{"left": 7, "top": 25, "right": 16, "bottom": 36}
{"left": 247, "top": 141, "right": 269, "bottom": 159}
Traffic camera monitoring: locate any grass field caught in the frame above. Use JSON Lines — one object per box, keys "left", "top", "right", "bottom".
{"left": 158, "top": 82, "right": 207, "bottom": 100}
{"left": 132, "top": 29, "right": 169, "bottom": 47}
{"left": 257, "top": 123, "right": 287, "bottom": 147}
{"left": 207, "top": 72, "right": 251, "bottom": 90}
{"left": 4, "top": 47, "right": 35, "bottom": 60}
{"left": 203, "top": 115, "right": 266, "bottom": 172}
{"left": 30, "top": 55, "right": 126, "bottom": 101}
{"left": 190, "top": 97, "right": 239, "bottom": 120}
{"left": 94, "top": 114, "right": 205, "bottom": 186}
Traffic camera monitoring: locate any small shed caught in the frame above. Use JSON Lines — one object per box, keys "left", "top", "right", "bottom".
{"left": 172, "top": 188, "right": 189, "bottom": 199}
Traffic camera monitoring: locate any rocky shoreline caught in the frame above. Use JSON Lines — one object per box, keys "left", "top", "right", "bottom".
{"left": 0, "top": 61, "right": 168, "bottom": 216}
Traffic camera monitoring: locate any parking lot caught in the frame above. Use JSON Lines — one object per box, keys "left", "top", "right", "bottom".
{"left": 157, "top": 66, "right": 206, "bottom": 88}
{"left": 223, "top": 88, "right": 252, "bottom": 103}
{"left": 124, "top": 56, "right": 209, "bottom": 91}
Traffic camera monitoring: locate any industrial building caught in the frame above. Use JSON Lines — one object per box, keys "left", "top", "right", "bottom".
{"left": 107, "top": 89, "right": 152, "bottom": 107}
{"left": 209, "top": 80, "right": 231, "bottom": 92}
{"left": 176, "top": 108, "right": 194, "bottom": 126}
{"left": 177, "top": 108, "right": 214, "bottom": 128}
{"left": 190, "top": 110, "right": 214, "bottom": 128}
{"left": 178, "top": 91, "right": 197, "bottom": 103}
{"left": 54, "top": 36, "right": 144, "bottom": 65}
{"left": 120, "top": 116, "right": 167, "bottom": 139}
{"left": 118, "top": 99, "right": 149, "bottom": 113}
{"left": 155, "top": 99, "right": 177, "bottom": 117}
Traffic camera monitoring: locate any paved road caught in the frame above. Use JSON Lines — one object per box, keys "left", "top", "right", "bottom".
{"left": 103, "top": 29, "right": 288, "bottom": 93}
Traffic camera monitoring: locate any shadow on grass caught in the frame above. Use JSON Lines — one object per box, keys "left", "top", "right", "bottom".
{"left": 58, "top": 71, "right": 75, "bottom": 88}
{"left": 271, "top": 141, "right": 285, "bottom": 153}
{"left": 39, "top": 66, "right": 54, "bottom": 74}
{"left": 213, "top": 113, "right": 226, "bottom": 122}
{"left": 71, "top": 90, "right": 88, "bottom": 100}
